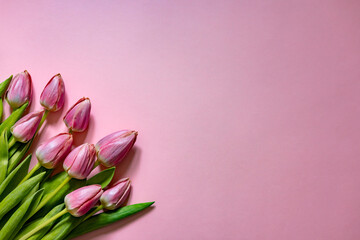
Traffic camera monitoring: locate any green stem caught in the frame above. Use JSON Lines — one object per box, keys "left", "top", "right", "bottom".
{"left": 19, "top": 162, "right": 41, "bottom": 185}
{"left": 8, "top": 137, "right": 17, "bottom": 149}
{"left": 34, "top": 175, "right": 72, "bottom": 213}
{"left": 38, "top": 109, "right": 49, "bottom": 130}
{"left": 84, "top": 205, "right": 103, "bottom": 222}
{"left": 19, "top": 208, "right": 68, "bottom": 240}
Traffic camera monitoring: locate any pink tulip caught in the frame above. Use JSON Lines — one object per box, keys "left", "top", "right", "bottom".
{"left": 63, "top": 97, "right": 91, "bottom": 132}
{"left": 95, "top": 130, "right": 137, "bottom": 167}
{"left": 100, "top": 178, "right": 131, "bottom": 210}
{"left": 65, "top": 184, "right": 103, "bottom": 217}
{"left": 40, "top": 73, "right": 65, "bottom": 112}
{"left": 63, "top": 143, "right": 96, "bottom": 179}
{"left": 10, "top": 110, "right": 44, "bottom": 143}
{"left": 6, "top": 70, "right": 32, "bottom": 109}
{"left": 36, "top": 133, "right": 73, "bottom": 169}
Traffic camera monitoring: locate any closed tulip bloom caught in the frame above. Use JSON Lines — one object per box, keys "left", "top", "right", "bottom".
{"left": 40, "top": 73, "right": 65, "bottom": 112}
{"left": 95, "top": 130, "right": 138, "bottom": 167}
{"left": 10, "top": 110, "right": 44, "bottom": 143}
{"left": 100, "top": 178, "right": 131, "bottom": 210}
{"left": 36, "top": 133, "right": 73, "bottom": 169}
{"left": 63, "top": 143, "right": 96, "bottom": 179}
{"left": 6, "top": 70, "right": 32, "bottom": 109}
{"left": 65, "top": 184, "right": 103, "bottom": 217}
{"left": 63, "top": 97, "right": 91, "bottom": 132}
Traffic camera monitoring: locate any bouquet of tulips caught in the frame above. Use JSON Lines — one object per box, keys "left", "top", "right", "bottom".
{"left": 0, "top": 71, "right": 154, "bottom": 240}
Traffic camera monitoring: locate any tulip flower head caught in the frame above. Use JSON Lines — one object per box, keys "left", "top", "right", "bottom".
{"left": 65, "top": 184, "right": 103, "bottom": 217}
{"left": 100, "top": 178, "right": 131, "bottom": 210}
{"left": 40, "top": 73, "right": 65, "bottom": 112}
{"left": 36, "top": 133, "right": 73, "bottom": 169}
{"left": 63, "top": 143, "right": 96, "bottom": 179}
{"left": 63, "top": 97, "right": 91, "bottom": 132}
{"left": 11, "top": 110, "right": 44, "bottom": 143}
{"left": 6, "top": 70, "right": 32, "bottom": 109}
{"left": 95, "top": 130, "right": 138, "bottom": 167}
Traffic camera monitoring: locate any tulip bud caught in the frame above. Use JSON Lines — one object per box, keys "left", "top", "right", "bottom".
{"left": 100, "top": 178, "right": 131, "bottom": 210}
{"left": 40, "top": 74, "right": 65, "bottom": 112}
{"left": 95, "top": 130, "right": 137, "bottom": 167}
{"left": 6, "top": 70, "right": 32, "bottom": 109}
{"left": 10, "top": 110, "right": 44, "bottom": 143}
{"left": 63, "top": 143, "right": 96, "bottom": 179}
{"left": 36, "top": 133, "right": 73, "bottom": 169}
{"left": 63, "top": 97, "right": 91, "bottom": 133}
{"left": 65, "top": 184, "right": 103, "bottom": 217}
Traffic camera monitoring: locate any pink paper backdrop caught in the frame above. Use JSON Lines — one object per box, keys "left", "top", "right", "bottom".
{"left": 1, "top": 0, "right": 360, "bottom": 239}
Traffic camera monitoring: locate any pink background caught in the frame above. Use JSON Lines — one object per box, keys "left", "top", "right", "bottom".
{"left": 1, "top": 0, "right": 360, "bottom": 239}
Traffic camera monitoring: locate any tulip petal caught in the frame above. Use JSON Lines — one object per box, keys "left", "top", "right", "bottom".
{"left": 64, "top": 144, "right": 96, "bottom": 179}
{"left": 65, "top": 185, "right": 102, "bottom": 217}
{"left": 63, "top": 98, "right": 91, "bottom": 133}
{"left": 100, "top": 178, "right": 131, "bottom": 210}
{"left": 36, "top": 133, "right": 73, "bottom": 169}
{"left": 6, "top": 70, "right": 32, "bottom": 109}
{"left": 11, "top": 111, "right": 44, "bottom": 143}
{"left": 96, "top": 130, "right": 137, "bottom": 167}
{"left": 40, "top": 74, "right": 65, "bottom": 112}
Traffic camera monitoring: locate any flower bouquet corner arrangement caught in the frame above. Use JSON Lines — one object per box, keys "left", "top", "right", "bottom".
{"left": 0, "top": 70, "right": 155, "bottom": 240}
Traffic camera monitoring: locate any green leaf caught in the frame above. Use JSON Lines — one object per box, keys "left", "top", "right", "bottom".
{"left": 34, "top": 167, "right": 53, "bottom": 183}
{"left": 86, "top": 167, "right": 115, "bottom": 188}
{"left": 8, "top": 141, "right": 22, "bottom": 158}
{"left": 30, "top": 172, "right": 86, "bottom": 221}
{"left": 0, "top": 183, "right": 40, "bottom": 231}
{"left": 0, "top": 189, "right": 43, "bottom": 240}
{"left": 7, "top": 140, "right": 32, "bottom": 174}
{"left": 23, "top": 183, "right": 40, "bottom": 202}
{"left": 15, "top": 204, "right": 65, "bottom": 240}
{"left": 66, "top": 202, "right": 155, "bottom": 239}
{"left": 30, "top": 168, "right": 115, "bottom": 222}
{"left": 0, "top": 172, "right": 45, "bottom": 221}
{"left": 0, "top": 154, "right": 32, "bottom": 200}
{"left": 0, "top": 131, "right": 8, "bottom": 183}
{"left": 0, "top": 75, "right": 12, "bottom": 121}
{"left": 17, "top": 218, "right": 43, "bottom": 236}
{"left": 0, "top": 102, "right": 28, "bottom": 137}
{"left": 0, "top": 75, "right": 12, "bottom": 97}
{"left": 0, "top": 98, "right": 3, "bottom": 122}
{"left": 41, "top": 211, "right": 84, "bottom": 240}
{"left": 9, "top": 188, "right": 44, "bottom": 240}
